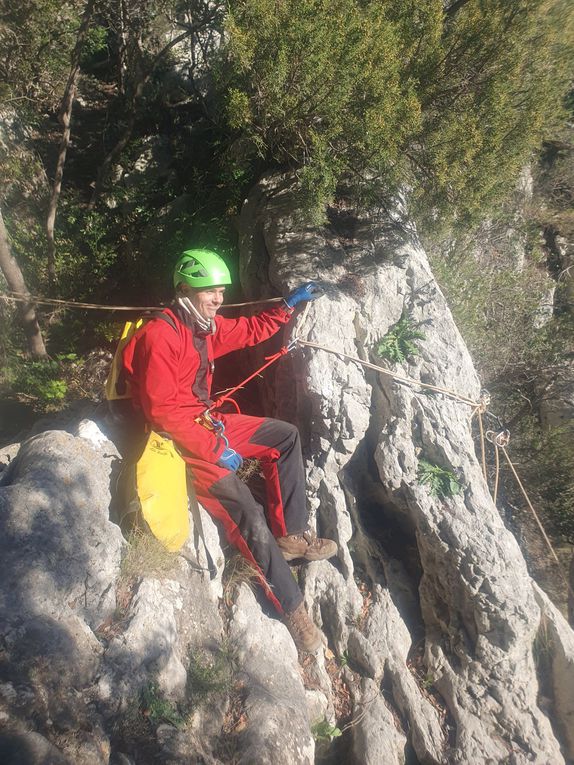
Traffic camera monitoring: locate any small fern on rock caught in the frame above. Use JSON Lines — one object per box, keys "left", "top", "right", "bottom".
{"left": 376, "top": 313, "right": 426, "bottom": 364}
{"left": 140, "top": 681, "right": 184, "bottom": 728}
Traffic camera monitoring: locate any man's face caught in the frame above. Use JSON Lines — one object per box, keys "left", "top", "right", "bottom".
{"left": 189, "top": 286, "right": 226, "bottom": 320}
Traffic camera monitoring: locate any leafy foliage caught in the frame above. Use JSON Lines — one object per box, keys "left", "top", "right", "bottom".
{"left": 428, "top": 207, "right": 574, "bottom": 544}
{"left": 140, "top": 681, "right": 184, "bottom": 727}
{"left": 430, "top": 233, "right": 554, "bottom": 379}
{"left": 511, "top": 420, "right": 574, "bottom": 545}
{"left": 11, "top": 354, "right": 79, "bottom": 404}
{"left": 409, "top": 0, "right": 574, "bottom": 228}
{"left": 311, "top": 718, "right": 342, "bottom": 742}
{"left": 376, "top": 313, "right": 426, "bottom": 363}
{"left": 218, "top": 0, "right": 424, "bottom": 216}
{"left": 338, "top": 650, "right": 350, "bottom": 668}
{"left": 219, "top": 0, "right": 574, "bottom": 221}
{"left": 417, "top": 459, "right": 462, "bottom": 499}
{"left": 0, "top": 0, "right": 83, "bottom": 109}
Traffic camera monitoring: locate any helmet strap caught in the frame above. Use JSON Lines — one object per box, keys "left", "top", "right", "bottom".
{"left": 178, "top": 296, "right": 211, "bottom": 332}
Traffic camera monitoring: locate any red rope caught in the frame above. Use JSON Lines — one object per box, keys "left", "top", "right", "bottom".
{"left": 210, "top": 346, "right": 290, "bottom": 412}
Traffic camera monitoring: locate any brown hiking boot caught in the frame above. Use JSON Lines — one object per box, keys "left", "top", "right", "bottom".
{"left": 283, "top": 602, "right": 322, "bottom": 652}
{"left": 277, "top": 531, "right": 338, "bottom": 562}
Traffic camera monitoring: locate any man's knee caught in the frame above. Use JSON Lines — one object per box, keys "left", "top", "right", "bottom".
{"left": 253, "top": 418, "right": 300, "bottom": 450}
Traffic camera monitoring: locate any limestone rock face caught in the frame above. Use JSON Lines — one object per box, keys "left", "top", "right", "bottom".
{"left": 237, "top": 175, "right": 574, "bottom": 764}
{"left": 0, "top": 429, "right": 122, "bottom": 764}
{"left": 2, "top": 177, "right": 574, "bottom": 764}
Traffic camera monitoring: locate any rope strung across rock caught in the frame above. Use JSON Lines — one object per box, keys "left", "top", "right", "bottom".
{"left": 4, "top": 288, "right": 570, "bottom": 597}
{"left": 296, "top": 338, "right": 481, "bottom": 407}
{"left": 1, "top": 290, "right": 283, "bottom": 311}
{"left": 472, "top": 390, "right": 491, "bottom": 481}
{"left": 294, "top": 336, "right": 571, "bottom": 599}
{"left": 499, "top": 440, "right": 574, "bottom": 601}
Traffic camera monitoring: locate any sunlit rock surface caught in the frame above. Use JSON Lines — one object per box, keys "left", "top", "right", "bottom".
{"left": 1, "top": 177, "right": 573, "bottom": 764}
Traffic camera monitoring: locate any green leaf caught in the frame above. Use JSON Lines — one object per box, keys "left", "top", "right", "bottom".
{"left": 417, "top": 458, "right": 462, "bottom": 499}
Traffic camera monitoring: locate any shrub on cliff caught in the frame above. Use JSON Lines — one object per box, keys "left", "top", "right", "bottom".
{"left": 218, "top": 0, "right": 574, "bottom": 224}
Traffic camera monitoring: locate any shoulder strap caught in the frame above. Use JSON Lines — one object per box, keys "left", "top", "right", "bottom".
{"left": 153, "top": 311, "right": 178, "bottom": 333}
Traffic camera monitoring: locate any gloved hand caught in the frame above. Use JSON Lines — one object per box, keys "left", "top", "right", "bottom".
{"left": 217, "top": 447, "right": 243, "bottom": 472}
{"left": 284, "top": 281, "right": 324, "bottom": 309}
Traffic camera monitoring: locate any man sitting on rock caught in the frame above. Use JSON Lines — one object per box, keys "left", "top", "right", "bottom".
{"left": 122, "top": 249, "right": 337, "bottom": 651}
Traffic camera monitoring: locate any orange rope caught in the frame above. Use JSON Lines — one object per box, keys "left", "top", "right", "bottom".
{"left": 210, "top": 346, "right": 291, "bottom": 412}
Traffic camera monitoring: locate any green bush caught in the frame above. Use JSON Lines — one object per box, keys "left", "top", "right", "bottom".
{"left": 218, "top": 0, "right": 574, "bottom": 223}
{"left": 510, "top": 420, "right": 574, "bottom": 544}
{"left": 429, "top": 238, "right": 555, "bottom": 382}
{"left": 218, "top": 0, "right": 424, "bottom": 217}
{"left": 11, "top": 355, "right": 74, "bottom": 404}
{"left": 140, "top": 681, "right": 184, "bottom": 728}
{"left": 0, "top": 0, "right": 81, "bottom": 109}
{"left": 311, "top": 718, "right": 342, "bottom": 742}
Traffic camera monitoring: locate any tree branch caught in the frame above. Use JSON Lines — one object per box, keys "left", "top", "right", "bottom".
{"left": 45, "top": 0, "right": 96, "bottom": 286}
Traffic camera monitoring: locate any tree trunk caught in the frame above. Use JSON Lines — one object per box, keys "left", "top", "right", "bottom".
{"left": 0, "top": 209, "right": 47, "bottom": 358}
{"left": 569, "top": 551, "right": 574, "bottom": 627}
{"left": 445, "top": 0, "right": 472, "bottom": 17}
{"left": 45, "top": 0, "right": 96, "bottom": 285}
{"left": 118, "top": 0, "right": 129, "bottom": 95}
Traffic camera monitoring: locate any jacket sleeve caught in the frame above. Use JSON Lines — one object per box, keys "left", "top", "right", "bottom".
{"left": 123, "top": 323, "right": 225, "bottom": 464}
{"left": 211, "top": 304, "right": 294, "bottom": 359}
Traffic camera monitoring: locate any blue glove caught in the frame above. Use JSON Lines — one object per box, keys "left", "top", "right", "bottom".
{"left": 284, "top": 281, "right": 324, "bottom": 309}
{"left": 217, "top": 447, "right": 243, "bottom": 472}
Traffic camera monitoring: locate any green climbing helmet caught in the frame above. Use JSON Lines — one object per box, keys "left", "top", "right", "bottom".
{"left": 173, "top": 249, "right": 232, "bottom": 290}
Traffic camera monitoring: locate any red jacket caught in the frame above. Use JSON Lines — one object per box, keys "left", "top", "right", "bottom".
{"left": 122, "top": 303, "right": 293, "bottom": 463}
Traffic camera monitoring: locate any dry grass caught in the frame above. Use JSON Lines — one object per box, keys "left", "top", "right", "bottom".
{"left": 120, "top": 528, "right": 180, "bottom": 582}
{"left": 406, "top": 641, "right": 448, "bottom": 725}
{"left": 236, "top": 457, "right": 262, "bottom": 483}
{"left": 222, "top": 553, "right": 261, "bottom": 607}
{"left": 324, "top": 653, "right": 353, "bottom": 723}
{"left": 355, "top": 577, "right": 373, "bottom": 632}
